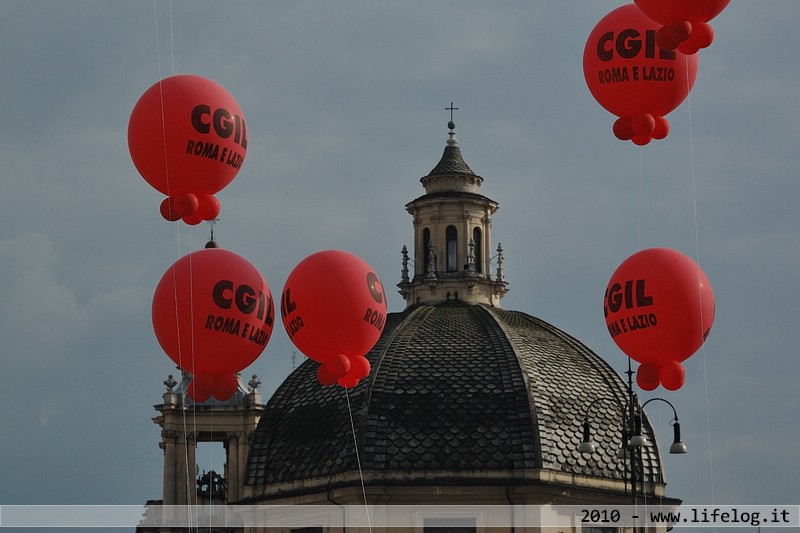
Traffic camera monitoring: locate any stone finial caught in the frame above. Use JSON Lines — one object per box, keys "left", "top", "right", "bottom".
{"left": 164, "top": 375, "right": 177, "bottom": 391}
{"left": 400, "top": 245, "right": 410, "bottom": 284}
{"left": 495, "top": 244, "right": 505, "bottom": 281}
{"left": 248, "top": 374, "right": 262, "bottom": 392}
{"left": 494, "top": 243, "right": 509, "bottom": 296}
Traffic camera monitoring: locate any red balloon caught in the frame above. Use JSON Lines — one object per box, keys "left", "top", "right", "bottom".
{"left": 337, "top": 374, "right": 361, "bottom": 389}
{"left": 652, "top": 116, "right": 670, "bottom": 139}
{"left": 604, "top": 248, "right": 715, "bottom": 366}
{"left": 636, "top": 362, "right": 660, "bottom": 391}
{"left": 128, "top": 75, "right": 247, "bottom": 218}
{"left": 660, "top": 360, "right": 686, "bottom": 391}
{"left": 213, "top": 373, "right": 240, "bottom": 401}
{"left": 159, "top": 197, "right": 183, "bottom": 221}
{"left": 583, "top": 4, "right": 698, "bottom": 144}
{"left": 324, "top": 353, "right": 352, "bottom": 379}
{"left": 182, "top": 213, "right": 204, "bottom": 226}
{"left": 188, "top": 373, "right": 214, "bottom": 403}
{"left": 635, "top": 0, "right": 729, "bottom": 53}
{"left": 316, "top": 365, "right": 339, "bottom": 387}
{"left": 152, "top": 248, "right": 274, "bottom": 376}
{"left": 347, "top": 355, "right": 371, "bottom": 380}
{"left": 196, "top": 193, "right": 221, "bottom": 221}
{"left": 281, "top": 250, "right": 387, "bottom": 363}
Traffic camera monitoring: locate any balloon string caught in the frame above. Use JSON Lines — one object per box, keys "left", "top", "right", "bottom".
{"left": 344, "top": 388, "right": 373, "bottom": 533}
{"left": 684, "top": 54, "right": 716, "bottom": 507}
{"left": 637, "top": 151, "right": 643, "bottom": 251}
{"left": 155, "top": 0, "right": 196, "bottom": 518}
{"left": 168, "top": 0, "right": 175, "bottom": 75}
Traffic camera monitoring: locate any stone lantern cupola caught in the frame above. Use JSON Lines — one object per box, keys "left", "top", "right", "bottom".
{"left": 398, "top": 118, "right": 508, "bottom": 307}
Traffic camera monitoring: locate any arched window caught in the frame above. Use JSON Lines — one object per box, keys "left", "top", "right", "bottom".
{"left": 446, "top": 226, "right": 458, "bottom": 272}
{"left": 422, "top": 228, "right": 432, "bottom": 273}
{"left": 473, "top": 227, "right": 483, "bottom": 273}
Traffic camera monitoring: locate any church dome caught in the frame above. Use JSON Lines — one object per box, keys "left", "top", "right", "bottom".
{"left": 243, "top": 301, "right": 664, "bottom": 500}
{"left": 241, "top": 118, "right": 671, "bottom": 506}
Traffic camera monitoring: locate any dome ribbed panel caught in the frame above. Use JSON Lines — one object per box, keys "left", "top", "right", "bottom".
{"left": 488, "top": 308, "right": 663, "bottom": 484}
{"left": 364, "top": 303, "right": 539, "bottom": 472}
{"left": 244, "top": 311, "right": 407, "bottom": 487}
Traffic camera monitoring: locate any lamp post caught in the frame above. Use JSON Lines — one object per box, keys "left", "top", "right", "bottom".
{"left": 578, "top": 360, "right": 687, "bottom": 511}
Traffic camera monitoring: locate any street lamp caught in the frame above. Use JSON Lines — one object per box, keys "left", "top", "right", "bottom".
{"left": 579, "top": 398, "right": 686, "bottom": 455}
{"left": 577, "top": 360, "right": 688, "bottom": 511}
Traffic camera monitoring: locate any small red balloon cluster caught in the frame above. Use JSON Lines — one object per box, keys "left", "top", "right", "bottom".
{"left": 604, "top": 248, "right": 715, "bottom": 391}
{"left": 635, "top": 0, "right": 730, "bottom": 55}
{"left": 281, "top": 250, "right": 388, "bottom": 389}
{"left": 584, "top": 1, "right": 729, "bottom": 145}
{"left": 132, "top": 76, "right": 387, "bottom": 399}
{"left": 128, "top": 75, "right": 247, "bottom": 224}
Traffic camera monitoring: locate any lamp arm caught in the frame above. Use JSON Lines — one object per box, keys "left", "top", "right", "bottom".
{"left": 640, "top": 397, "right": 680, "bottom": 422}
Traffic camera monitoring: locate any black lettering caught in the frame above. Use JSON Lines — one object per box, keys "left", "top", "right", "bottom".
{"left": 191, "top": 104, "right": 211, "bottom": 134}
{"left": 645, "top": 28, "right": 657, "bottom": 58}
{"left": 606, "top": 283, "right": 623, "bottom": 315}
{"left": 235, "top": 284, "right": 257, "bottom": 314}
{"left": 212, "top": 280, "right": 234, "bottom": 309}
{"left": 239, "top": 116, "right": 248, "bottom": 149}
{"left": 617, "top": 28, "right": 641, "bottom": 59}
{"left": 597, "top": 30, "right": 614, "bottom": 62}
{"left": 201, "top": 142, "right": 218, "bottom": 159}
{"left": 281, "top": 288, "right": 297, "bottom": 318}
{"left": 596, "top": 28, "right": 676, "bottom": 63}
{"left": 636, "top": 279, "right": 654, "bottom": 307}
{"left": 213, "top": 108, "right": 233, "bottom": 139}
{"left": 624, "top": 280, "right": 634, "bottom": 309}
{"left": 367, "top": 271, "right": 383, "bottom": 304}
{"left": 363, "top": 307, "right": 385, "bottom": 331}
{"left": 262, "top": 295, "right": 274, "bottom": 326}
{"left": 221, "top": 317, "right": 239, "bottom": 335}
{"left": 286, "top": 316, "right": 304, "bottom": 338}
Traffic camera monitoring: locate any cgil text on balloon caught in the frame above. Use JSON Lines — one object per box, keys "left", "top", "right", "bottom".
{"left": 204, "top": 314, "right": 270, "bottom": 347}
{"left": 596, "top": 29, "right": 677, "bottom": 62}
{"left": 607, "top": 313, "right": 658, "bottom": 338}
{"left": 363, "top": 307, "right": 385, "bottom": 331}
{"left": 211, "top": 280, "right": 273, "bottom": 326}
{"left": 604, "top": 279, "right": 653, "bottom": 317}
{"left": 285, "top": 316, "right": 304, "bottom": 338}
{"left": 597, "top": 65, "right": 676, "bottom": 84}
{"left": 190, "top": 104, "right": 248, "bottom": 149}
{"left": 185, "top": 140, "right": 244, "bottom": 169}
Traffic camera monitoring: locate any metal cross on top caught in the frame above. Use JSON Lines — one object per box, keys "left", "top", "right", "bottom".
{"left": 445, "top": 102, "right": 459, "bottom": 123}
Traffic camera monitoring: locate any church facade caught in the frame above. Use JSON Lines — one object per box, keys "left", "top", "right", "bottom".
{"left": 141, "top": 120, "right": 681, "bottom": 532}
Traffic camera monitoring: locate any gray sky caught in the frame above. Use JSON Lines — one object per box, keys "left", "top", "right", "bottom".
{"left": 1, "top": 0, "right": 798, "bottom": 519}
